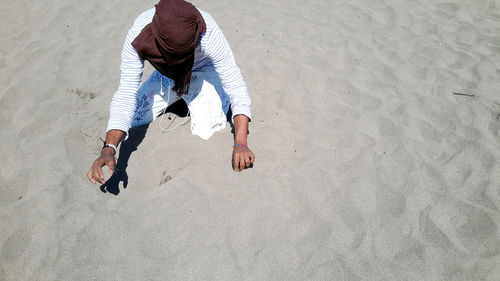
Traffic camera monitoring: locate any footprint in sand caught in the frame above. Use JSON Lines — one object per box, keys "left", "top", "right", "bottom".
{"left": 68, "top": 88, "right": 97, "bottom": 108}
{"left": 420, "top": 200, "right": 500, "bottom": 257}
{"left": 159, "top": 171, "right": 172, "bottom": 186}
{"left": 68, "top": 88, "right": 103, "bottom": 144}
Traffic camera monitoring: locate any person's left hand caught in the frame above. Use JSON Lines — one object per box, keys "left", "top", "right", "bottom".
{"left": 232, "top": 145, "right": 255, "bottom": 171}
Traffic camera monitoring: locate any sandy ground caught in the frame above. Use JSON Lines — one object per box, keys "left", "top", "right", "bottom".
{"left": 1, "top": 0, "right": 500, "bottom": 280}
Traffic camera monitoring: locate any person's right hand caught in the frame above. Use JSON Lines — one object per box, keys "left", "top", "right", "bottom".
{"left": 87, "top": 147, "right": 116, "bottom": 184}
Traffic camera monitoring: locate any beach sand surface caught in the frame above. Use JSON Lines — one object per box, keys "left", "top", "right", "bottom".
{"left": 1, "top": 0, "right": 500, "bottom": 280}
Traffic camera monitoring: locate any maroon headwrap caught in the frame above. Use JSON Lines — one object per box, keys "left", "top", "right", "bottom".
{"left": 132, "top": 0, "right": 206, "bottom": 96}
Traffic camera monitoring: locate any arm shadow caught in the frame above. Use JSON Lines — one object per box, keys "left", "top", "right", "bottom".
{"left": 99, "top": 124, "right": 149, "bottom": 195}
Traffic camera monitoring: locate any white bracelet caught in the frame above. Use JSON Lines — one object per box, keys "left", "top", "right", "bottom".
{"left": 102, "top": 143, "right": 117, "bottom": 155}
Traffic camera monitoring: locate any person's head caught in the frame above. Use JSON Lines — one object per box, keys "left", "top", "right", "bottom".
{"left": 132, "top": 0, "right": 206, "bottom": 96}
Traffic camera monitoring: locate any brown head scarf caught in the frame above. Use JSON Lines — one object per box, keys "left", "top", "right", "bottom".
{"left": 132, "top": 0, "right": 206, "bottom": 96}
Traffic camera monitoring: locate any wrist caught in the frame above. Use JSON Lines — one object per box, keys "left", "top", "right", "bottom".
{"left": 101, "top": 146, "right": 116, "bottom": 157}
{"left": 234, "top": 137, "right": 247, "bottom": 145}
{"left": 101, "top": 140, "right": 118, "bottom": 155}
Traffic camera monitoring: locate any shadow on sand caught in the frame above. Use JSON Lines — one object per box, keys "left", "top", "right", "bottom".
{"left": 99, "top": 99, "right": 189, "bottom": 195}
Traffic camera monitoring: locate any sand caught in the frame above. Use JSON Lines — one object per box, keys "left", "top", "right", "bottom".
{"left": 1, "top": 0, "right": 500, "bottom": 280}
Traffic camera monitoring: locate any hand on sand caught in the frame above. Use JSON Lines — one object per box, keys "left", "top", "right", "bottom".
{"left": 232, "top": 145, "right": 255, "bottom": 172}
{"left": 87, "top": 147, "right": 116, "bottom": 184}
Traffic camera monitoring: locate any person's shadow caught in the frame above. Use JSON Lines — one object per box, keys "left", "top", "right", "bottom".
{"left": 99, "top": 99, "right": 189, "bottom": 195}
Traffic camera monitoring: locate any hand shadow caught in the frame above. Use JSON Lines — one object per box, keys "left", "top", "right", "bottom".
{"left": 100, "top": 124, "right": 149, "bottom": 195}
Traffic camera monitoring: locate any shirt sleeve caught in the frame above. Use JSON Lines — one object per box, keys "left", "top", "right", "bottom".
{"left": 205, "top": 23, "right": 252, "bottom": 122}
{"left": 106, "top": 21, "right": 145, "bottom": 137}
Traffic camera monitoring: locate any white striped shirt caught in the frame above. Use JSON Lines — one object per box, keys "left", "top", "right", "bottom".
{"left": 107, "top": 8, "right": 251, "bottom": 135}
